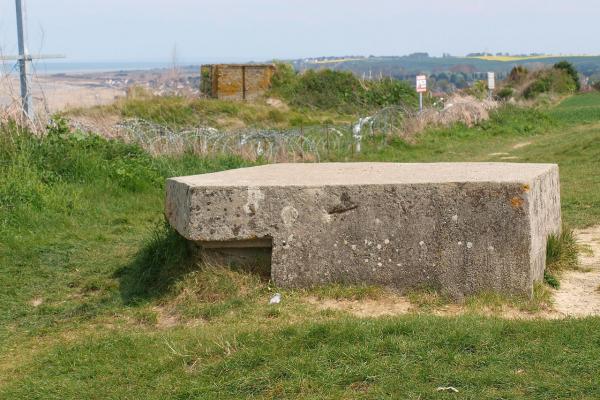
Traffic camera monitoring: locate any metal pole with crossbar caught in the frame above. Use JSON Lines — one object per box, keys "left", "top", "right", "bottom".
{"left": 0, "top": 0, "right": 65, "bottom": 121}
{"left": 15, "top": 0, "right": 32, "bottom": 118}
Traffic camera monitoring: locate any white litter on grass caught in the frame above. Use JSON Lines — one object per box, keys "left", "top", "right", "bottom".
{"left": 269, "top": 293, "right": 282, "bottom": 305}
{"left": 436, "top": 386, "right": 459, "bottom": 393}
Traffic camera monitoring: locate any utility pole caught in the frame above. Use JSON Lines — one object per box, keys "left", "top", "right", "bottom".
{"left": 15, "top": 0, "right": 32, "bottom": 119}
{"left": 0, "top": 0, "right": 65, "bottom": 121}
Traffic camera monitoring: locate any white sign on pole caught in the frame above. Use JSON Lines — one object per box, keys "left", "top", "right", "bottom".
{"left": 487, "top": 72, "right": 495, "bottom": 90}
{"left": 416, "top": 75, "right": 427, "bottom": 93}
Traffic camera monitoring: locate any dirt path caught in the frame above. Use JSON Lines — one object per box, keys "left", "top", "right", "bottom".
{"left": 553, "top": 225, "right": 600, "bottom": 317}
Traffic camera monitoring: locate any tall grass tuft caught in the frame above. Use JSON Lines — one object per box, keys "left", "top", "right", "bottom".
{"left": 546, "top": 227, "right": 579, "bottom": 273}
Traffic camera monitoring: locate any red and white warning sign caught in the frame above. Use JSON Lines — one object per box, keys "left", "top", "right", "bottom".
{"left": 416, "top": 75, "right": 427, "bottom": 93}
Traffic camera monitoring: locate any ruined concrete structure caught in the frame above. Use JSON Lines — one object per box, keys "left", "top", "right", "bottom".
{"left": 200, "top": 64, "right": 276, "bottom": 100}
{"left": 165, "top": 163, "right": 561, "bottom": 298}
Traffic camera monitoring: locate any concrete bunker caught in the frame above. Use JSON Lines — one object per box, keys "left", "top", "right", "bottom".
{"left": 165, "top": 162, "right": 561, "bottom": 299}
{"left": 200, "top": 64, "right": 276, "bottom": 100}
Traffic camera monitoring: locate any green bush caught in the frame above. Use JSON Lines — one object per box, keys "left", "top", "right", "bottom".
{"left": 497, "top": 86, "right": 515, "bottom": 100}
{"left": 292, "top": 69, "right": 364, "bottom": 111}
{"left": 362, "top": 77, "right": 417, "bottom": 108}
{"left": 524, "top": 68, "right": 577, "bottom": 99}
{"left": 465, "top": 80, "right": 489, "bottom": 99}
{"left": 270, "top": 62, "right": 298, "bottom": 100}
{"left": 554, "top": 61, "right": 581, "bottom": 91}
{"left": 270, "top": 63, "right": 417, "bottom": 112}
{"left": 524, "top": 76, "right": 552, "bottom": 99}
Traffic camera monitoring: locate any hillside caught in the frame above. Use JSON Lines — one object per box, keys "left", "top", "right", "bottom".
{"left": 1, "top": 92, "right": 600, "bottom": 398}
{"left": 292, "top": 54, "right": 600, "bottom": 90}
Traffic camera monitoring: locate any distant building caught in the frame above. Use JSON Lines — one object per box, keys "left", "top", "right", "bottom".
{"left": 200, "top": 64, "right": 276, "bottom": 100}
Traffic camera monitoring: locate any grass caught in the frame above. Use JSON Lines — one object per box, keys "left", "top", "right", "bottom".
{"left": 464, "top": 283, "right": 553, "bottom": 314}
{"left": 67, "top": 90, "right": 353, "bottom": 130}
{"left": 4, "top": 315, "right": 600, "bottom": 399}
{"left": 1, "top": 92, "right": 600, "bottom": 398}
{"left": 546, "top": 229, "right": 580, "bottom": 273}
{"left": 548, "top": 91, "right": 600, "bottom": 124}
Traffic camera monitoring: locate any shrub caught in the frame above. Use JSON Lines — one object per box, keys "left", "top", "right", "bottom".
{"left": 362, "top": 78, "right": 417, "bottom": 108}
{"left": 524, "top": 68, "right": 577, "bottom": 99}
{"left": 524, "top": 75, "right": 552, "bottom": 99}
{"left": 270, "top": 62, "right": 298, "bottom": 100}
{"left": 497, "top": 86, "right": 514, "bottom": 100}
{"left": 465, "top": 80, "right": 489, "bottom": 99}
{"left": 293, "top": 69, "right": 364, "bottom": 111}
{"left": 554, "top": 61, "right": 581, "bottom": 91}
{"left": 508, "top": 66, "right": 529, "bottom": 84}
{"left": 270, "top": 63, "right": 417, "bottom": 112}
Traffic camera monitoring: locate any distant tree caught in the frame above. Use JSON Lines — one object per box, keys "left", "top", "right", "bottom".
{"left": 408, "top": 52, "right": 429, "bottom": 59}
{"left": 553, "top": 61, "right": 581, "bottom": 91}
{"left": 435, "top": 79, "right": 451, "bottom": 93}
{"left": 450, "top": 73, "right": 467, "bottom": 89}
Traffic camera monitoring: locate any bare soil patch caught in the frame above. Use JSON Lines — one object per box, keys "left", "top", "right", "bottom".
{"left": 553, "top": 225, "right": 600, "bottom": 317}
{"left": 308, "top": 295, "right": 557, "bottom": 320}
{"left": 307, "top": 296, "right": 411, "bottom": 317}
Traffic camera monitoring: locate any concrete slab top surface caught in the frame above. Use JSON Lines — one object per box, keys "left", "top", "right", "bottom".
{"left": 170, "top": 162, "right": 557, "bottom": 187}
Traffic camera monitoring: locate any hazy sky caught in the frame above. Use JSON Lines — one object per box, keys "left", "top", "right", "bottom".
{"left": 0, "top": 0, "right": 598, "bottom": 62}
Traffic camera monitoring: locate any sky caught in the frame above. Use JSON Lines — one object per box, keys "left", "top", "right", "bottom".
{"left": 0, "top": 0, "right": 598, "bottom": 63}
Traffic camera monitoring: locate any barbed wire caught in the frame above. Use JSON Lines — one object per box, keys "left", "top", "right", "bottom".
{"left": 68, "top": 96, "right": 497, "bottom": 162}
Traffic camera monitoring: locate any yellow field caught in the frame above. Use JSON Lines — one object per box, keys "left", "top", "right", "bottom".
{"left": 308, "top": 57, "right": 364, "bottom": 64}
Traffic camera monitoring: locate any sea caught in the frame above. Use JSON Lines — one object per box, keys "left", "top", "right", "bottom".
{"left": 1, "top": 58, "right": 262, "bottom": 75}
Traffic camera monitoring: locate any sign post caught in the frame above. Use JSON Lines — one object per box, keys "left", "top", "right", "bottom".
{"left": 416, "top": 75, "right": 427, "bottom": 112}
{"left": 487, "top": 72, "right": 495, "bottom": 100}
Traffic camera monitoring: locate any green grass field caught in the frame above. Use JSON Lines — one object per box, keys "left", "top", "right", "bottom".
{"left": 1, "top": 93, "right": 600, "bottom": 398}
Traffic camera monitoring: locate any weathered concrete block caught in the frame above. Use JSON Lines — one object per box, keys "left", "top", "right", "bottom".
{"left": 165, "top": 163, "right": 561, "bottom": 298}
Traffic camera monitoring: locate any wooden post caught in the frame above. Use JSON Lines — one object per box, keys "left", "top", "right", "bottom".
{"left": 242, "top": 65, "right": 246, "bottom": 100}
